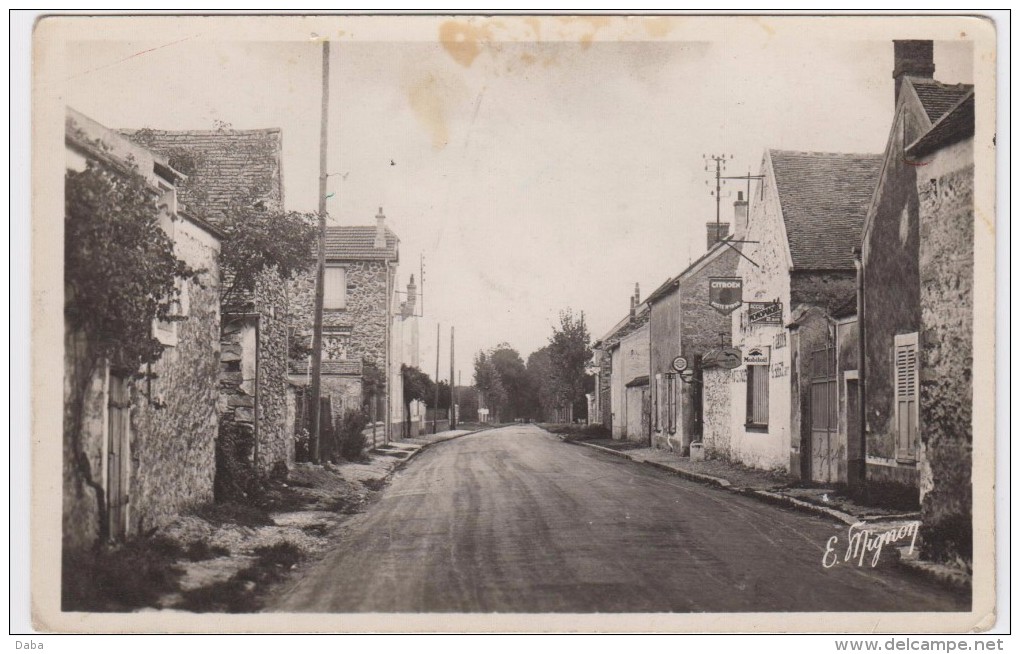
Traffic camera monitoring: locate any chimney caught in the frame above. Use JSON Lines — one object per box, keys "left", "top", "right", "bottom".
{"left": 629, "top": 294, "right": 636, "bottom": 322}
{"left": 893, "top": 40, "right": 935, "bottom": 104}
{"left": 374, "top": 207, "right": 387, "bottom": 249}
{"left": 733, "top": 190, "right": 749, "bottom": 240}
{"left": 634, "top": 282, "right": 640, "bottom": 305}
{"left": 706, "top": 221, "right": 731, "bottom": 250}
{"left": 403, "top": 274, "right": 417, "bottom": 317}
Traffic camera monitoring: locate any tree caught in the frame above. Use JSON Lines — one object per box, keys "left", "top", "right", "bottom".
{"left": 401, "top": 364, "right": 433, "bottom": 437}
{"left": 217, "top": 201, "right": 317, "bottom": 311}
{"left": 526, "top": 345, "right": 557, "bottom": 421}
{"left": 489, "top": 344, "right": 531, "bottom": 420}
{"left": 473, "top": 351, "right": 507, "bottom": 422}
{"left": 547, "top": 309, "right": 593, "bottom": 423}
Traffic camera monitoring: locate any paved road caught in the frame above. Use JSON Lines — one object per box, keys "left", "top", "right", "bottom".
{"left": 269, "top": 425, "right": 969, "bottom": 613}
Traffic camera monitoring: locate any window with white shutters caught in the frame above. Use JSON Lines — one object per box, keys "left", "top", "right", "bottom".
{"left": 894, "top": 332, "right": 919, "bottom": 461}
{"left": 324, "top": 266, "right": 347, "bottom": 309}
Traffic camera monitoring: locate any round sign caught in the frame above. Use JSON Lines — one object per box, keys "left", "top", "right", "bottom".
{"left": 671, "top": 356, "right": 688, "bottom": 372}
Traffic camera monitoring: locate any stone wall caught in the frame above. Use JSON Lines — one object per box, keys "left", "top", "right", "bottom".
{"left": 219, "top": 267, "right": 293, "bottom": 476}
{"left": 702, "top": 367, "right": 732, "bottom": 460}
{"left": 790, "top": 272, "right": 857, "bottom": 315}
{"left": 917, "top": 147, "right": 974, "bottom": 563}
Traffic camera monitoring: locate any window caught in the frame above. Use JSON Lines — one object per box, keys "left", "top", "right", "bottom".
{"left": 746, "top": 364, "right": 769, "bottom": 429}
{"left": 324, "top": 267, "right": 347, "bottom": 309}
{"left": 894, "top": 332, "right": 919, "bottom": 462}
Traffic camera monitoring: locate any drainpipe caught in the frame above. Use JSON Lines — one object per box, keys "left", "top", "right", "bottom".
{"left": 383, "top": 262, "right": 392, "bottom": 445}
{"left": 853, "top": 247, "right": 866, "bottom": 492}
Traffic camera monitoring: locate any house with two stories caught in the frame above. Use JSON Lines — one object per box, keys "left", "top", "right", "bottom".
{"left": 860, "top": 40, "right": 975, "bottom": 562}
{"left": 591, "top": 284, "right": 649, "bottom": 441}
{"left": 718, "top": 148, "right": 881, "bottom": 480}
{"left": 64, "top": 108, "right": 224, "bottom": 548}
{"left": 645, "top": 195, "right": 746, "bottom": 455}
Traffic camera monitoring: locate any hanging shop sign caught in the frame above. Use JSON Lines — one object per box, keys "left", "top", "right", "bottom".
{"left": 703, "top": 347, "right": 742, "bottom": 370}
{"left": 748, "top": 301, "right": 783, "bottom": 325}
{"left": 671, "top": 355, "right": 689, "bottom": 372}
{"left": 709, "top": 277, "right": 743, "bottom": 315}
{"left": 743, "top": 346, "right": 771, "bottom": 365}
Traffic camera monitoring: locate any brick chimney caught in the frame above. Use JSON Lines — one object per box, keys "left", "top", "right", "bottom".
{"left": 403, "top": 274, "right": 417, "bottom": 317}
{"left": 733, "top": 191, "right": 748, "bottom": 240}
{"left": 706, "top": 221, "right": 730, "bottom": 250}
{"left": 893, "top": 40, "right": 935, "bottom": 104}
{"left": 374, "top": 207, "right": 388, "bottom": 249}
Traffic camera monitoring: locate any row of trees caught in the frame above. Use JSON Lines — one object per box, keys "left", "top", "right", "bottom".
{"left": 473, "top": 309, "right": 594, "bottom": 423}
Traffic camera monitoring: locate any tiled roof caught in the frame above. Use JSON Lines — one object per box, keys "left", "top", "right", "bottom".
{"left": 288, "top": 359, "right": 362, "bottom": 376}
{"left": 769, "top": 150, "right": 883, "bottom": 270}
{"left": 909, "top": 79, "right": 975, "bottom": 125}
{"left": 325, "top": 226, "right": 399, "bottom": 261}
{"left": 120, "top": 128, "right": 284, "bottom": 222}
{"left": 907, "top": 91, "right": 975, "bottom": 158}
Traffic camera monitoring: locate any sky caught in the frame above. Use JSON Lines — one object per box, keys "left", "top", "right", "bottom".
{"left": 64, "top": 18, "right": 973, "bottom": 383}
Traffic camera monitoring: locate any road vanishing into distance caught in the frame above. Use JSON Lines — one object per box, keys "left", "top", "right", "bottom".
{"left": 269, "top": 425, "right": 968, "bottom": 613}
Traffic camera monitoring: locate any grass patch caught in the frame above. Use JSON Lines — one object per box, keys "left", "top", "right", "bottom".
{"left": 361, "top": 478, "right": 387, "bottom": 492}
{"left": 177, "top": 541, "right": 306, "bottom": 613}
{"left": 184, "top": 540, "right": 231, "bottom": 562}
{"left": 193, "top": 501, "right": 275, "bottom": 528}
{"left": 62, "top": 536, "right": 185, "bottom": 612}
{"left": 301, "top": 523, "right": 330, "bottom": 537}
{"left": 323, "top": 495, "right": 363, "bottom": 514}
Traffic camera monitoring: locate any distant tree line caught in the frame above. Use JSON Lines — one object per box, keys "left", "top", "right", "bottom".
{"left": 472, "top": 309, "right": 594, "bottom": 423}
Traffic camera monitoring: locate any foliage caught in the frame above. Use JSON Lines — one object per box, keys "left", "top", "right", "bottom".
{"left": 526, "top": 345, "right": 558, "bottom": 420}
{"left": 473, "top": 351, "right": 507, "bottom": 420}
{"left": 547, "top": 309, "right": 593, "bottom": 419}
{"left": 334, "top": 409, "right": 370, "bottom": 462}
{"left": 488, "top": 344, "right": 531, "bottom": 420}
{"left": 65, "top": 163, "right": 197, "bottom": 374}
{"left": 213, "top": 421, "right": 262, "bottom": 503}
{"left": 361, "top": 359, "right": 386, "bottom": 410}
{"left": 218, "top": 203, "right": 317, "bottom": 310}
{"left": 402, "top": 364, "right": 434, "bottom": 406}
{"left": 62, "top": 536, "right": 185, "bottom": 612}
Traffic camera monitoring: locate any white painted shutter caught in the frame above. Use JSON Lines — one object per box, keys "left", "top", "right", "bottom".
{"left": 894, "top": 333, "right": 919, "bottom": 460}
{"left": 324, "top": 267, "right": 346, "bottom": 309}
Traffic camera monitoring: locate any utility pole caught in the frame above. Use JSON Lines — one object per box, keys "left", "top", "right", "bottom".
{"left": 449, "top": 326, "right": 455, "bottom": 429}
{"left": 702, "top": 153, "right": 762, "bottom": 268}
{"left": 433, "top": 323, "right": 440, "bottom": 434}
{"left": 309, "top": 40, "right": 330, "bottom": 464}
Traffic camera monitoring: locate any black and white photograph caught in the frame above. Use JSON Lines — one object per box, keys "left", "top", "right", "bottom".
{"left": 25, "top": 13, "right": 1000, "bottom": 634}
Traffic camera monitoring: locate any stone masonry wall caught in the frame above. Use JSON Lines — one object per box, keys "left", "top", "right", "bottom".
{"left": 130, "top": 221, "right": 221, "bottom": 532}
{"left": 702, "top": 367, "right": 732, "bottom": 460}
{"left": 917, "top": 155, "right": 974, "bottom": 563}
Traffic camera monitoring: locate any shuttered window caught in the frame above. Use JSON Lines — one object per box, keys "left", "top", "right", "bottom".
{"left": 746, "top": 365, "right": 769, "bottom": 429}
{"left": 665, "top": 373, "right": 677, "bottom": 434}
{"left": 894, "top": 333, "right": 919, "bottom": 461}
{"left": 324, "top": 267, "right": 347, "bottom": 309}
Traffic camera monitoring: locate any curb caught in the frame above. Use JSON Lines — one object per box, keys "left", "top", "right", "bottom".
{"left": 896, "top": 548, "right": 972, "bottom": 593}
{"left": 393, "top": 427, "right": 488, "bottom": 469}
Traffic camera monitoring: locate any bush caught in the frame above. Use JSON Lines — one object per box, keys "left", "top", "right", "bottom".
{"left": 335, "top": 410, "right": 370, "bottom": 462}
{"left": 62, "top": 536, "right": 184, "bottom": 612}
{"left": 214, "top": 421, "right": 263, "bottom": 503}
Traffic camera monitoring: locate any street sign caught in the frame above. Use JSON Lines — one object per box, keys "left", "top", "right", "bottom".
{"left": 703, "top": 347, "right": 742, "bottom": 370}
{"left": 671, "top": 355, "right": 688, "bottom": 372}
{"left": 748, "top": 301, "right": 783, "bottom": 325}
{"left": 709, "top": 277, "right": 742, "bottom": 315}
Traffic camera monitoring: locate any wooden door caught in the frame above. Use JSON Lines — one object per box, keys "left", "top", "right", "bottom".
{"left": 809, "top": 347, "right": 837, "bottom": 483}
{"left": 107, "top": 374, "right": 131, "bottom": 540}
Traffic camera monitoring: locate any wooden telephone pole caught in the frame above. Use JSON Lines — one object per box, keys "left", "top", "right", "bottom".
{"left": 309, "top": 40, "right": 330, "bottom": 463}
{"left": 433, "top": 323, "right": 440, "bottom": 434}
{"left": 449, "top": 326, "right": 455, "bottom": 429}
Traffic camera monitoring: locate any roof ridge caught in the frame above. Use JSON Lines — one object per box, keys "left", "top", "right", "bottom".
{"left": 769, "top": 148, "right": 883, "bottom": 159}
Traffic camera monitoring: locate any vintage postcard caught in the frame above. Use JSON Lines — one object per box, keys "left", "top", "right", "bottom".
{"left": 30, "top": 13, "right": 998, "bottom": 633}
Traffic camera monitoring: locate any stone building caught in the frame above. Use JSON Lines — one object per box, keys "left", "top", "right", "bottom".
{"left": 860, "top": 40, "right": 975, "bottom": 562}
{"left": 124, "top": 125, "right": 295, "bottom": 476}
{"left": 64, "top": 108, "right": 224, "bottom": 548}
{"left": 288, "top": 209, "right": 400, "bottom": 437}
{"left": 644, "top": 195, "right": 745, "bottom": 454}
{"left": 724, "top": 149, "right": 881, "bottom": 479}
{"left": 591, "top": 284, "right": 649, "bottom": 437}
